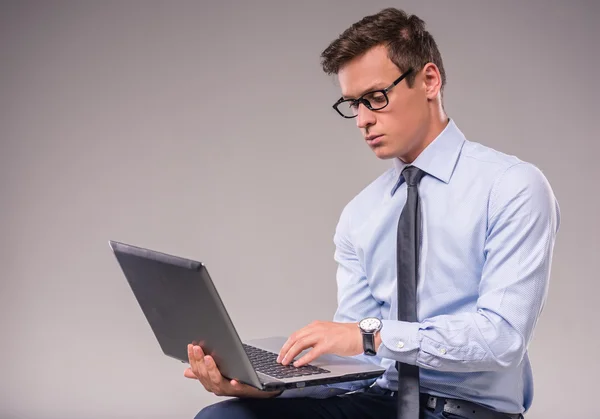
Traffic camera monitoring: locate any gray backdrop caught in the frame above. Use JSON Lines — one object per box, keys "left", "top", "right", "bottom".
{"left": 1, "top": 1, "right": 598, "bottom": 418}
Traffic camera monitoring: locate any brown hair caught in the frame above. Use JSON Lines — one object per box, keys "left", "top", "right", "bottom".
{"left": 320, "top": 8, "right": 446, "bottom": 93}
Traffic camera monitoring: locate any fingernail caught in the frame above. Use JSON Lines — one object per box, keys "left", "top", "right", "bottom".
{"left": 204, "top": 356, "right": 210, "bottom": 365}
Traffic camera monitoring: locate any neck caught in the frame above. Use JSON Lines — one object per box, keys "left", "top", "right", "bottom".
{"left": 400, "top": 109, "right": 449, "bottom": 164}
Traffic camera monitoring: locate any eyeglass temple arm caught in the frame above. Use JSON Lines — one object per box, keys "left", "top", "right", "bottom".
{"left": 386, "top": 68, "right": 414, "bottom": 91}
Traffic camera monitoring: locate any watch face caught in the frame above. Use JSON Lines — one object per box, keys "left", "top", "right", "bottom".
{"left": 359, "top": 317, "right": 381, "bottom": 333}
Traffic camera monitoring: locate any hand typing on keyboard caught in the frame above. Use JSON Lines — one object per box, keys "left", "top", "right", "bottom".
{"left": 184, "top": 344, "right": 283, "bottom": 399}
{"left": 243, "top": 343, "right": 331, "bottom": 379}
{"left": 277, "top": 321, "right": 370, "bottom": 367}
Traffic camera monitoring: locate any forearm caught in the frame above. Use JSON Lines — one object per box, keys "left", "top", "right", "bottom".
{"left": 377, "top": 310, "right": 527, "bottom": 373}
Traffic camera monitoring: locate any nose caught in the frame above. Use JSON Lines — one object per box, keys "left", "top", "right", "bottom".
{"left": 356, "top": 102, "right": 376, "bottom": 130}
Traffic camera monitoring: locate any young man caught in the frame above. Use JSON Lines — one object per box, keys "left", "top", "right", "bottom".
{"left": 187, "top": 8, "right": 560, "bottom": 419}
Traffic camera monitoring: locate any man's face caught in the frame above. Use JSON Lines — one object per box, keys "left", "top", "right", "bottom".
{"left": 337, "top": 45, "right": 430, "bottom": 163}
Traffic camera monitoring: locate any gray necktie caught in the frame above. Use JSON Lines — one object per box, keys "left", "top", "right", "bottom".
{"left": 396, "top": 165, "right": 425, "bottom": 419}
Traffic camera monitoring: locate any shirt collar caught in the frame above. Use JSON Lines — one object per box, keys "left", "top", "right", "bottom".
{"left": 391, "top": 118, "right": 465, "bottom": 196}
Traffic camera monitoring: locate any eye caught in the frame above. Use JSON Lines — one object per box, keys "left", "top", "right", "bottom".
{"left": 366, "top": 92, "right": 387, "bottom": 104}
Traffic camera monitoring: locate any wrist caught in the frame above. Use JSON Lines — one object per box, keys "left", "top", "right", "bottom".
{"left": 356, "top": 322, "right": 363, "bottom": 353}
{"left": 358, "top": 317, "right": 383, "bottom": 356}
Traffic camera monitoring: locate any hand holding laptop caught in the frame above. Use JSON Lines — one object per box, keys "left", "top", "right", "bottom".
{"left": 109, "top": 240, "right": 385, "bottom": 394}
{"left": 184, "top": 344, "right": 282, "bottom": 398}
{"left": 184, "top": 320, "right": 376, "bottom": 398}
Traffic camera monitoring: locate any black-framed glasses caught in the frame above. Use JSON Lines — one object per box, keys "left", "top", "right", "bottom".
{"left": 332, "top": 68, "right": 413, "bottom": 118}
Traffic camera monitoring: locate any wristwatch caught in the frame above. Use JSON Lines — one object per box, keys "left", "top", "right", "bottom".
{"left": 358, "top": 317, "right": 382, "bottom": 356}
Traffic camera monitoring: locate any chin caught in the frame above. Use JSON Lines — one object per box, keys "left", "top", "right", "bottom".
{"left": 371, "top": 146, "right": 396, "bottom": 160}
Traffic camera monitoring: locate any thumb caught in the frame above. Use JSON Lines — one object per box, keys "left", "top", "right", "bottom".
{"left": 230, "top": 379, "right": 253, "bottom": 394}
{"left": 230, "top": 380, "right": 245, "bottom": 392}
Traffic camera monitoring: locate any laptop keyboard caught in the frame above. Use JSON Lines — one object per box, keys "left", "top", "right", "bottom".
{"left": 243, "top": 343, "right": 330, "bottom": 379}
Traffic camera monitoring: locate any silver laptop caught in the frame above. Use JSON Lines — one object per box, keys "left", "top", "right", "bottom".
{"left": 109, "top": 240, "right": 385, "bottom": 392}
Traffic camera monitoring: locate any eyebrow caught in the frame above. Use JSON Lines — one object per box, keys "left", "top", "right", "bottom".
{"left": 342, "top": 82, "right": 388, "bottom": 100}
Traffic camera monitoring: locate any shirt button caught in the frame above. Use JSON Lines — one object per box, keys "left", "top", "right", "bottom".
{"left": 439, "top": 348, "right": 447, "bottom": 355}
{"left": 397, "top": 341, "right": 405, "bottom": 348}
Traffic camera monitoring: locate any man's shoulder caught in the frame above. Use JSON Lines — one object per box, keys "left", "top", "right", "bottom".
{"left": 459, "top": 139, "right": 551, "bottom": 187}
{"left": 460, "top": 139, "right": 523, "bottom": 170}
{"left": 458, "top": 138, "right": 557, "bottom": 219}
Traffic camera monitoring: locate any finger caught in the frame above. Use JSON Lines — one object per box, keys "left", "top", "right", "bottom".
{"left": 192, "top": 345, "right": 213, "bottom": 390}
{"left": 188, "top": 344, "right": 200, "bottom": 376}
{"left": 277, "top": 325, "right": 315, "bottom": 363}
{"left": 281, "top": 336, "right": 318, "bottom": 366}
{"left": 230, "top": 379, "right": 253, "bottom": 394}
{"left": 277, "top": 337, "right": 293, "bottom": 363}
{"left": 293, "top": 345, "right": 323, "bottom": 367}
{"left": 230, "top": 379, "right": 266, "bottom": 396}
{"left": 277, "top": 331, "right": 304, "bottom": 363}
{"left": 184, "top": 367, "right": 197, "bottom": 379}
{"left": 204, "top": 356, "right": 225, "bottom": 387}
{"left": 188, "top": 344, "right": 201, "bottom": 377}
{"left": 205, "top": 356, "right": 231, "bottom": 396}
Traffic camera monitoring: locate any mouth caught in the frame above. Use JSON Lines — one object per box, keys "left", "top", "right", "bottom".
{"left": 366, "top": 134, "right": 383, "bottom": 146}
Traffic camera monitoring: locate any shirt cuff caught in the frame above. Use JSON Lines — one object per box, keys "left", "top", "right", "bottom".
{"left": 377, "top": 320, "right": 420, "bottom": 364}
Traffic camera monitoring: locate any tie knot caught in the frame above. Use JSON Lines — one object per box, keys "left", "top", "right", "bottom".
{"left": 402, "top": 166, "right": 425, "bottom": 187}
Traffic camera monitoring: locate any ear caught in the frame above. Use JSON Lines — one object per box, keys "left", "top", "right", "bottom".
{"left": 422, "top": 63, "right": 442, "bottom": 100}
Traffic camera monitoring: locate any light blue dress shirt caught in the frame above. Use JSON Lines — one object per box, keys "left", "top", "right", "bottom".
{"left": 279, "top": 119, "right": 560, "bottom": 415}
